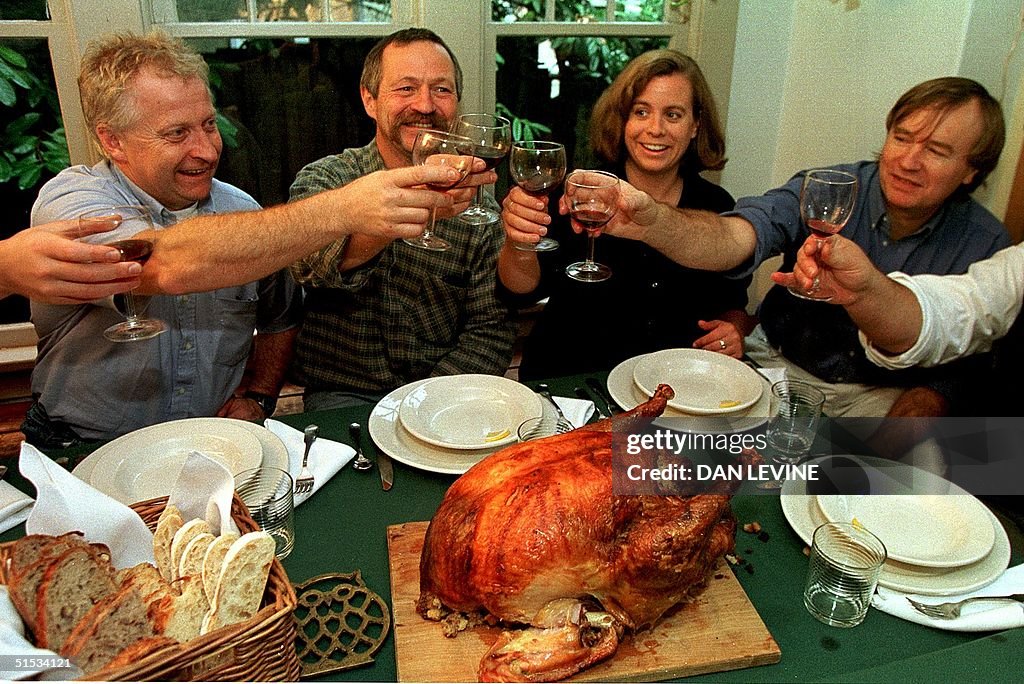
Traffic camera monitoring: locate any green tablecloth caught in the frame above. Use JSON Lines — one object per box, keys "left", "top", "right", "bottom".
{"left": 3, "top": 372, "right": 1022, "bottom": 682}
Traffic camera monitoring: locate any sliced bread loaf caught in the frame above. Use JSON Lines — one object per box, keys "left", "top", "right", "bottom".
{"left": 201, "top": 532, "right": 275, "bottom": 634}
{"left": 61, "top": 585, "right": 158, "bottom": 675}
{"left": 153, "top": 505, "right": 183, "bottom": 580}
{"left": 34, "top": 546, "right": 117, "bottom": 651}
{"left": 7, "top": 533, "right": 91, "bottom": 635}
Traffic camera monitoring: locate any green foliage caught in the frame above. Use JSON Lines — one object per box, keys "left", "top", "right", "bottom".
{"left": 496, "top": 103, "right": 551, "bottom": 141}
{"left": 0, "top": 42, "right": 68, "bottom": 191}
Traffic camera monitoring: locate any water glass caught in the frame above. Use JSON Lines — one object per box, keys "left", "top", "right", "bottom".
{"left": 804, "top": 522, "right": 887, "bottom": 627}
{"left": 234, "top": 466, "right": 295, "bottom": 560}
{"left": 766, "top": 380, "right": 825, "bottom": 460}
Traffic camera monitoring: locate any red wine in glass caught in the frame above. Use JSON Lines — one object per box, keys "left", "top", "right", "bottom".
{"left": 454, "top": 113, "right": 511, "bottom": 225}
{"left": 564, "top": 170, "right": 619, "bottom": 283}
{"left": 789, "top": 169, "right": 858, "bottom": 301}
{"left": 571, "top": 208, "right": 615, "bottom": 232}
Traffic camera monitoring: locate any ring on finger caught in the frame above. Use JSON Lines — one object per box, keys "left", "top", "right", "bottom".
{"left": 719, "top": 339, "right": 727, "bottom": 350}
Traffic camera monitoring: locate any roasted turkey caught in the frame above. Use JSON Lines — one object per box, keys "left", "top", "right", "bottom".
{"left": 417, "top": 385, "right": 743, "bottom": 682}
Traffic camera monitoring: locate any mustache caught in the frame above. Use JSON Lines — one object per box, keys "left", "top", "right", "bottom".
{"left": 398, "top": 114, "right": 450, "bottom": 130}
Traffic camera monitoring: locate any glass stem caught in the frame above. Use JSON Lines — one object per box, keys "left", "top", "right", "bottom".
{"left": 473, "top": 185, "right": 484, "bottom": 209}
{"left": 586, "top": 234, "right": 597, "bottom": 265}
{"left": 120, "top": 293, "right": 139, "bottom": 322}
{"left": 424, "top": 206, "right": 437, "bottom": 238}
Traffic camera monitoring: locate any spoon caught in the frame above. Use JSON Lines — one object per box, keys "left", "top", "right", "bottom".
{"left": 348, "top": 422, "right": 374, "bottom": 471}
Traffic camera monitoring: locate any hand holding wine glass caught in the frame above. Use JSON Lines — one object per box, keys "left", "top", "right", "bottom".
{"left": 564, "top": 170, "right": 619, "bottom": 283}
{"left": 78, "top": 205, "right": 166, "bottom": 342}
{"left": 508, "top": 141, "right": 567, "bottom": 252}
{"left": 454, "top": 113, "right": 511, "bottom": 225}
{"left": 405, "top": 129, "right": 475, "bottom": 252}
{"left": 788, "top": 169, "right": 858, "bottom": 301}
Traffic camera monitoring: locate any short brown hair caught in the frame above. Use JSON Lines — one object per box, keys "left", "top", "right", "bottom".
{"left": 589, "top": 49, "right": 726, "bottom": 173}
{"left": 886, "top": 77, "right": 1004, "bottom": 193}
{"left": 79, "top": 31, "right": 210, "bottom": 156}
{"left": 360, "top": 28, "right": 463, "bottom": 100}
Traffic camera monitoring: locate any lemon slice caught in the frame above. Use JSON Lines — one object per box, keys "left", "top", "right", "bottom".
{"left": 484, "top": 429, "right": 511, "bottom": 443}
{"left": 719, "top": 399, "right": 741, "bottom": 408}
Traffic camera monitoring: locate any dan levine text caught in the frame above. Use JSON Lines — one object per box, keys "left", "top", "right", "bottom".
{"left": 624, "top": 429, "right": 768, "bottom": 456}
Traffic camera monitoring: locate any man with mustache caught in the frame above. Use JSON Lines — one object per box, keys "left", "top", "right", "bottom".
{"left": 288, "top": 29, "right": 515, "bottom": 410}
{"left": 25, "top": 31, "right": 301, "bottom": 446}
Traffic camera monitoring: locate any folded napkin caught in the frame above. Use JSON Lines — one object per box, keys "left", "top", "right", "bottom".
{"left": 167, "top": 451, "right": 239, "bottom": 536}
{"left": 0, "top": 481, "right": 32, "bottom": 535}
{"left": 264, "top": 419, "right": 354, "bottom": 505}
{"left": 754, "top": 365, "right": 786, "bottom": 387}
{"left": 551, "top": 396, "right": 595, "bottom": 428}
{"left": 872, "top": 564, "right": 1024, "bottom": 632}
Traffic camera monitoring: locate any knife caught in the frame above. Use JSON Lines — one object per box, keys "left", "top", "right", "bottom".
{"left": 586, "top": 377, "right": 622, "bottom": 414}
{"left": 365, "top": 427, "right": 394, "bottom": 491}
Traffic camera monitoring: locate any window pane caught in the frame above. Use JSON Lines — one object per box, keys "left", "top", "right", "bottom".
{"left": 187, "top": 37, "right": 378, "bottom": 207}
{"left": 494, "top": 0, "right": 664, "bottom": 23}
{"left": 0, "top": 0, "right": 48, "bottom": 20}
{"left": 495, "top": 34, "right": 667, "bottom": 183}
{"left": 175, "top": 0, "right": 391, "bottom": 22}
{"left": 0, "top": 38, "right": 65, "bottom": 323}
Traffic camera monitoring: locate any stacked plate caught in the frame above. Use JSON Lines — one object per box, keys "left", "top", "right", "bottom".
{"left": 606, "top": 349, "right": 773, "bottom": 432}
{"left": 368, "top": 374, "right": 547, "bottom": 475}
{"left": 781, "top": 455, "right": 1011, "bottom": 595}
{"left": 72, "top": 417, "right": 289, "bottom": 505}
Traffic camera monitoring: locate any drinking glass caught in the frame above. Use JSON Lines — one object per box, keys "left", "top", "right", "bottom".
{"left": 78, "top": 205, "right": 166, "bottom": 342}
{"left": 508, "top": 141, "right": 567, "bottom": 252}
{"left": 766, "top": 380, "right": 825, "bottom": 460}
{"left": 405, "top": 129, "right": 474, "bottom": 252}
{"left": 564, "top": 170, "right": 618, "bottom": 282}
{"left": 454, "top": 113, "right": 511, "bottom": 225}
{"left": 235, "top": 466, "right": 295, "bottom": 560}
{"left": 804, "top": 522, "right": 887, "bottom": 627}
{"left": 789, "top": 169, "right": 858, "bottom": 300}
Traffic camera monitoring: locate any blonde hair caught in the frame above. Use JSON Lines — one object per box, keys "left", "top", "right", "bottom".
{"left": 590, "top": 49, "right": 726, "bottom": 173}
{"left": 78, "top": 31, "right": 210, "bottom": 156}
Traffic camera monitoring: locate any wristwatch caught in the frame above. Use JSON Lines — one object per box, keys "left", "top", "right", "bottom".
{"left": 243, "top": 390, "right": 278, "bottom": 417}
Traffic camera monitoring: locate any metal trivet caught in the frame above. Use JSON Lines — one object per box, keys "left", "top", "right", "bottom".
{"left": 293, "top": 571, "right": 391, "bottom": 677}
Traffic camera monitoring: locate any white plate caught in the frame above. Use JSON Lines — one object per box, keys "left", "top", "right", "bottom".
{"left": 74, "top": 418, "right": 278, "bottom": 504}
{"left": 607, "top": 353, "right": 772, "bottom": 433}
{"left": 632, "top": 348, "right": 763, "bottom": 414}
{"left": 816, "top": 492, "right": 994, "bottom": 568}
{"left": 371, "top": 378, "right": 555, "bottom": 475}
{"left": 781, "top": 455, "right": 1010, "bottom": 596}
{"left": 398, "top": 374, "right": 541, "bottom": 450}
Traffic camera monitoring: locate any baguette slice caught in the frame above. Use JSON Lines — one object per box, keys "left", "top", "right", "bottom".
{"left": 178, "top": 532, "right": 215, "bottom": 581}
{"left": 61, "top": 585, "right": 158, "bottom": 675}
{"left": 169, "top": 519, "right": 210, "bottom": 581}
{"left": 201, "top": 532, "right": 275, "bottom": 634}
{"left": 153, "top": 505, "right": 184, "bottom": 580}
{"left": 35, "top": 546, "right": 117, "bottom": 651}
{"left": 149, "top": 575, "right": 208, "bottom": 643}
{"left": 201, "top": 532, "right": 239, "bottom": 603}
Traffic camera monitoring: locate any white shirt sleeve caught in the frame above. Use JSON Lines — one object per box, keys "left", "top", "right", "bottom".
{"left": 861, "top": 244, "right": 1024, "bottom": 368}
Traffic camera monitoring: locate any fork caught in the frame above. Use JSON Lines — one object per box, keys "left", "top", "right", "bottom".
{"left": 294, "top": 424, "right": 318, "bottom": 494}
{"left": 536, "top": 384, "right": 574, "bottom": 434}
{"left": 906, "top": 594, "right": 1024, "bottom": 619}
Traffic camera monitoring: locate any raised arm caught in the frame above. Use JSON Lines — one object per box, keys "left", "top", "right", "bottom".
{"left": 0, "top": 220, "right": 141, "bottom": 303}
{"left": 142, "top": 165, "right": 463, "bottom": 294}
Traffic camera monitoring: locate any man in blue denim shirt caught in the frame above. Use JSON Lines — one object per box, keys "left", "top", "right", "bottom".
{"left": 25, "top": 31, "right": 301, "bottom": 445}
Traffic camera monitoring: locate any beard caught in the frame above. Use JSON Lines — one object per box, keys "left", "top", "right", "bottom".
{"left": 387, "top": 112, "right": 453, "bottom": 157}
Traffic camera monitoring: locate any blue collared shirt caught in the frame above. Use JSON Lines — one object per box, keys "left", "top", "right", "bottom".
{"left": 729, "top": 161, "right": 1008, "bottom": 393}
{"left": 29, "top": 161, "right": 301, "bottom": 440}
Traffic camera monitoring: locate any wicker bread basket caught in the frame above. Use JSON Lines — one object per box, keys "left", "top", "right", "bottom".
{"left": 0, "top": 494, "right": 300, "bottom": 681}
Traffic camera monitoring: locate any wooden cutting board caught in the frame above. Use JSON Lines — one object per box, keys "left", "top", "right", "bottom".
{"left": 387, "top": 521, "right": 781, "bottom": 682}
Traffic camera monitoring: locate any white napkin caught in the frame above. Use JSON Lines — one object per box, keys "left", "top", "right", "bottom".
{"left": 552, "top": 396, "right": 595, "bottom": 428}
{"left": 21, "top": 443, "right": 153, "bottom": 568}
{"left": 166, "top": 451, "right": 239, "bottom": 536}
{"left": 264, "top": 419, "right": 354, "bottom": 505}
{"left": 755, "top": 366, "right": 786, "bottom": 387}
{"left": 872, "top": 564, "right": 1024, "bottom": 632}
{"left": 0, "top": 481, "right": 32, "bottom": 535}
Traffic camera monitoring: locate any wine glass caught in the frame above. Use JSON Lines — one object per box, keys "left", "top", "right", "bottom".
{"left": 78, "top": 205, "right": 166, "bottom": 342}
{"left": 405, "top": 129, "right": 475, "bottom": 251}
{"left": 454, "top": 113, "right": 511, "bottom": 225}
{"left": 564, "top": 170, "right": 619, "bottom": 283}
{"left": 508, "top": 141, "right": 567, "bottom": 252}
{"left": 788, "top": 169, "right": 858, "bottom": 301}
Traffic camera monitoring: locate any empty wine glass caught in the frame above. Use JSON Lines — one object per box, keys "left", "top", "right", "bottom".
{"left": 405, "top": 129, "right": 475, "bottom": 252}
{"left": 564, "top": 170, "right": 619, "bottom": 283}
{"left": 78, "top": 205, "right": 166, "bottom": 342}
{"left": 454, "top": 113, "right": 511, "bottom": 225}
{"left": 508, "top": 140, "right": 567, "bottom": 252}
{"left": 789, "top": 169, "right": 858, "bottom": 301}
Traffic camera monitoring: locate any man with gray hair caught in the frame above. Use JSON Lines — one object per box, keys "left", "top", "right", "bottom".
{"left": 26, "top": 31, "right": 301, "bottom": 446}
{"left": 288, "top": 28, "right": 515, "bottom": 410}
